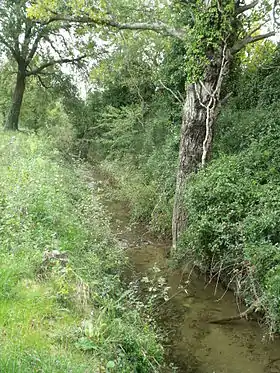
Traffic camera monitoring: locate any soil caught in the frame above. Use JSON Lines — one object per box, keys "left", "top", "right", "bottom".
{"left": 92, "top": 169, "right": 280, "bottom": 373}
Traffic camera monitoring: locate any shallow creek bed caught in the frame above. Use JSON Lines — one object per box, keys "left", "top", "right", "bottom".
{"left": 92, "top": 168, "right": 280, "bottom": 373}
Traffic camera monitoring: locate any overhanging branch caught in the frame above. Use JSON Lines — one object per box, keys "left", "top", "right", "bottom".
{"left": 26, "top": 54, "right": 87, "bottom": 76}
{"left": 45, "top": 14, "right": 186, "bottom": 40}
{"left": 158, "top": 79, "right": 184, "bottom": 103}
{"left": 104, "top": 20, "right": 185, "bottom": 39}
{"left": 231, "top": 31, "right": 275, "bottom": 54}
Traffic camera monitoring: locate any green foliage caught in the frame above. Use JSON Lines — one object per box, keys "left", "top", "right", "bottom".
{"left": 97, "top": 104, "right": 146, "bottom": 159}
{"left": 0, "top": 132, "right": 164, "bottom": 372}
{"left": 226, "top": 42, "right": 280, "bottom": 111}
{"left": 215, "top": 44, "right": 280, "bottom": 155}
{"left": 0, "top": 60, "right": 82, "bottom": 142}
{"left": 185, "top": 0, "right": 235, "bottom": 82}
{"left": 215, "top": 104, "right": 280, "bottom": 155}
{"left": 179, "top": 136, "right": 280, "bottom": 331}
{"left": 90, "top": 95, "right": 179, "bottom": 235}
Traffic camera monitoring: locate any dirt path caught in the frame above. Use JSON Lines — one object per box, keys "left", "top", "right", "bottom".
{"left": 92, "top": 170, "right": 280, "bottom": 373}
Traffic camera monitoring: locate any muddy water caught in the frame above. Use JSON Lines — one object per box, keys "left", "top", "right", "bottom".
{"left": 93, "top": 172, "right": 280, "bottom": 373}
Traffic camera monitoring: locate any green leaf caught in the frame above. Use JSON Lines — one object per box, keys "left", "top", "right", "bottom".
{"left": 106, "top": 360, "right": 115, "bottom": 369}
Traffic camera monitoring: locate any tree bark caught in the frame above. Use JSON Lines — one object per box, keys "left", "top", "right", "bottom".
{"left": 4, "top": 66, "right": 26, "bottom": 131}
{"left": 172, "top": 50, "right": 229, "bottom": 250}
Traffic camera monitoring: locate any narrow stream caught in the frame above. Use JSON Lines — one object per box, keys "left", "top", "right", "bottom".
{"left": 92, "top": 169, "right": 280, "bottom": 373}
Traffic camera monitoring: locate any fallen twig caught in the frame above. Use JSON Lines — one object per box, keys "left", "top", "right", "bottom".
{"left": 209, "top": 301, "right": 259, "bottom": 324}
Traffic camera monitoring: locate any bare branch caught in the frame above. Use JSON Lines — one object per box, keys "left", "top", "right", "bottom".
{"left": 247, "top": 22, "right": 267, "bottom": 36}
{"left": 26, "top": 19, "right": 69, "bottom": 65}
{"left": 26, "top": 54, "right": 87, "bottom": 76}
{"left": 209, "top": 301, "right": 260, "bottom": 324}
{"left": 273, "top": 0, "right": 280, "bottom": 26}
{"left": 45, "top": 15, "right": 186, "bottom": 40}
{"left": 236, "top": 0, "right": 259, "bottom": 15}
{"left": 49, "top": 30, "right": 69, "bottom": 51}
{"left": 26, "top": 24, "right": 54, "bottom": 64}
{"left": 231, "top": 31, "right": 275, "bottom": 54}
{"left": 105, "top": 20, "right": 185, "bottom": 39}
{"left": 157, "top": 80, "right": 184, "bottom": 103}
{"left": 21, "top": 20, "right": 33, "bottom": 59}
{"left": 26, "top": 34, "right": 42, "bottom": 65}
{"left": 36, "top": 74, "right": 51, "bottom": 89}
{"left": 44, "top": 35, "right": 65, "bottom": 59}
{"left": 220, "top": 92, "right": 233, "bottom": 106}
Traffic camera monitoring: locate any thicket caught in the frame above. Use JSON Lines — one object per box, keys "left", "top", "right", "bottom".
{"left": 81, "top": 41, "right": 280, "bottom": 334}
{"left": 0, "top": 132, "right": 164, "bottom": 372}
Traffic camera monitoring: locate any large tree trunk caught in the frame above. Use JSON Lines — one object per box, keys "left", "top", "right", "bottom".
{"left": 4, "top": 67, "right": 26, "bottom": 131}
{"left": 172, "top": 49, "right": 229, "bottom": 250}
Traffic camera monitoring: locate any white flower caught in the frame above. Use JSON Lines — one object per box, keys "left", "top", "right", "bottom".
{"left": 141, "top": 276, "right": 150, "bottom": 283}
{"left": 153, "top": 266, "right": 161, "bottom": 273}
{"left": 157, "top": 277, "right": 166, "bottom": 286}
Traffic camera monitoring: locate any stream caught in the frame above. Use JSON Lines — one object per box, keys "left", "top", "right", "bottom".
{"left": 92, "top": 168, "right": 280, "bottom": 373}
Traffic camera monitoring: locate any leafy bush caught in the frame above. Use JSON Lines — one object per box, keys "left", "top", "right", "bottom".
{"left": 215, "top": 104, "right": 280, "bottom": 155}
{"left": 0, "top": 132, "right": 164, "bottom": 372}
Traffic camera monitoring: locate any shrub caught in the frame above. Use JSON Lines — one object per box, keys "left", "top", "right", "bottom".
{"left": 178, "top": 134, "right": 280, "bottom": 333}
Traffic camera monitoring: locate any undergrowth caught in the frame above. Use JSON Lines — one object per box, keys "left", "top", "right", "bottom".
{"left": 0, "top": 132, "right": 164, "bottom": 372}
{"left": 98, "top": 129, "right": 178, "bottom": 238}
{"left": 177, "top": 109, "right": 280, "bottom": 336}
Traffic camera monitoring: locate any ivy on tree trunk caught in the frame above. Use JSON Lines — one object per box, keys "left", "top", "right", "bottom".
{"left": 172, "top": 46, "right": 230, "bottom": 248}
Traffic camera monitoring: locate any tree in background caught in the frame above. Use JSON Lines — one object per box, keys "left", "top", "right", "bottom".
{"left": 0, "top": 60, "right": 85, "bottom": 153}
{"left": 0, "top": 0, "right": 89, "bottom": 131}
{"left": 30, "top": 0, "right": 277, "bottom": 249}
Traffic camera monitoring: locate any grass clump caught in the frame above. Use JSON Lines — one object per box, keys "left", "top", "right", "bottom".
{"left": 0, "top": 132, "right": 164, "bottom": 372}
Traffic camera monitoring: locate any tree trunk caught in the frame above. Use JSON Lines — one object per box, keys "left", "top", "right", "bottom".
{"left": 4, "top": 67, "right": 26, "bottom": 131}
{"left": 172, "top": 49, "right": 229, "bottom": 250}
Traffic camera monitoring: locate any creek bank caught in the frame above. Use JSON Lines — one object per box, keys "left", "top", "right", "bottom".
{"left": 93, "top": 165, "right": 280, "bottom": 373}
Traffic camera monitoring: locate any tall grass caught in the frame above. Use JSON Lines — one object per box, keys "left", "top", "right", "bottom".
{"left": 0, "top": 132, "right": 163, "bottom": 372}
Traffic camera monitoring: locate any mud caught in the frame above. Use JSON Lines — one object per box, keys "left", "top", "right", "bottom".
{"left": 93, "top": 171, "right": 280, "bottom": 373}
